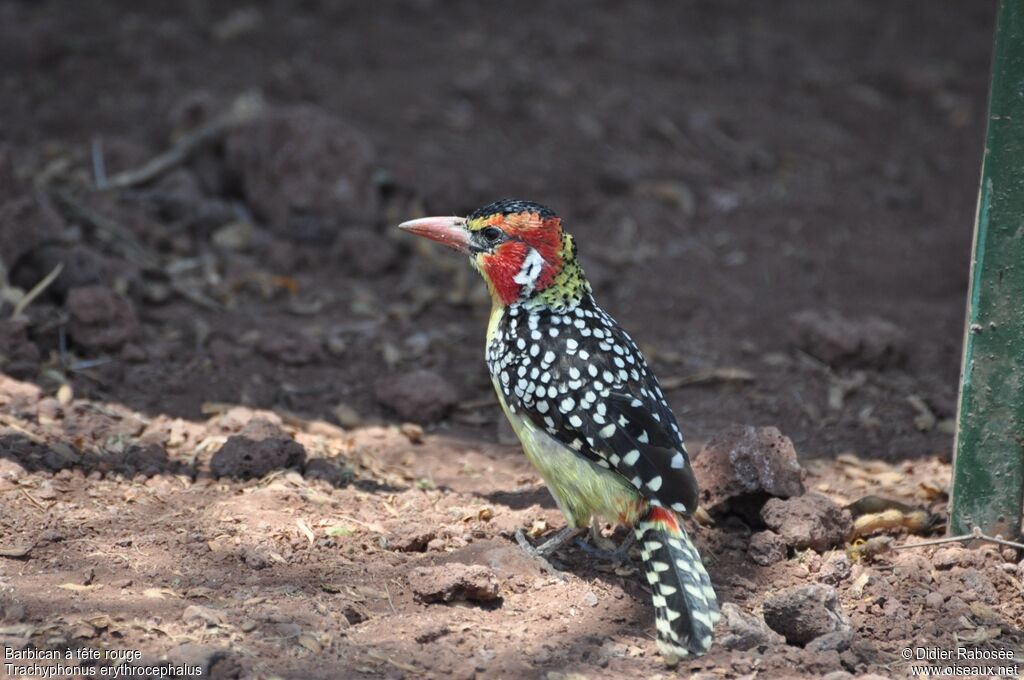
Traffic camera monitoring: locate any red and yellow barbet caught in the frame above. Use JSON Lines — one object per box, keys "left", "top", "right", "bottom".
{"left": 400, "top": 200, "right": 719, "bottom": 663}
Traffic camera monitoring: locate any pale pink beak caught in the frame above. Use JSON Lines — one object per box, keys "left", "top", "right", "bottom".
{"left": 398, "top": 216, "right": 471, "bottom": 254}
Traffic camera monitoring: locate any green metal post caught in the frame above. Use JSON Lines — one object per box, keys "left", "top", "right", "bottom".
{"left": 949, "top": 0, "right": 1024, "bottom": 539}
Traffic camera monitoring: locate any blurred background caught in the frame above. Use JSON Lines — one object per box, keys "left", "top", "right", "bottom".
{"left": 1, "top": 0, "right": 994, "bottom": 461}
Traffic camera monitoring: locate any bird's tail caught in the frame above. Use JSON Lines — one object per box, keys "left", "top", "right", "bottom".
{"left": 635, "top": 505, "right": 720, "bottom": 664}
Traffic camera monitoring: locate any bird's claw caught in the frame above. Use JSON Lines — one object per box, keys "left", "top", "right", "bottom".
{"left": 573, "top": 533, "right": 636, "bottom": 563}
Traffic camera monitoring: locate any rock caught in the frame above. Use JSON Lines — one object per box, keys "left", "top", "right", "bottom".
{"left": 257, "top": 329, "right": 321, "bottom": 366}
{"left": 748, "top": 530, "right": 788, "bottom": 566}
{"left": 209, "top": 406, "right": 282, "bottom": 434}
{"left": 163, "top": 643, "right": 240, "bottom": 680}
{"left": 0, "top": 320, "right": 39, "bottom": 379}
{"left": 692, "top": 425, "right": 805, "bottom": 512}
{"left": 0, "top": 458, "right": 26, "bottom": 481}
{"left": 375, "top": 369, "right": 459, "bottom": 423}
{"left": 408, "top": 564, "right": 500, "bottom": 604}
{"left": 182, "top": 604, "right": 227, "bottom": 627}
{"left": 66, "top": 285, "right": 138, "bottom": 351}
{"left": 947, "top": 567, "right": 998, "bottom": 605}
{"left": 761, "top": 493, "right": 852, "bottom": 552}
{"left": 385, "top": 525, "right": 436, "bottom": 553}
{"left": 122, "top": 443, "right": 168, "bottom": 477}
{"left": 718, "top": 603, "right": 785, "bottom": 650}
{"left": 924, "top": 591, "right": 945, "bottom": 609}
{"left": 763, "top": 584, "right": 850, "bottom": 646}
{"left": 0, "top": 374, "right": 41, "bottom": 411}
{"left": 805, "top": 628, "right": 853, "bottom": 653}
{"left": 12, "top": 244, "right": 125, "bottom": 301}
{"left": 239, "top": 546, "right": 271, "bottom": 570}
{"left": 210, "top": 418, "right": 306, "bottom": 478}
{"left": 818, "top": 553, "right": 853, "bottom": 585}
{"left": 932, "top": 546, "right": 972, "bottom": 569}
{"left": 821, "top": 672, "right": 854, "bottom": 680}
{"left": 303, "top": 457, "right": 352, "bottom": 486}
{"left": 790, "top": 308, "right": 907, "bottom": 369}
{"left": 0, "top": 146, "right": 64, "bottom": 270}
{"left": 225, "top": 105, "right": 377, "bottom": 243}
{"left": 581, "top": 591, "right": 599, "bottom": 607}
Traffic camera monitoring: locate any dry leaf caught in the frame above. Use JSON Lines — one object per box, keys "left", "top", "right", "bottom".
{"left": 296, "top": 519, "right": 316, "bottom": 545}
{"left": 143, "top": 587, "right": 175, "bottom": 599}
{"left": 849, "top": 571, "right": 871, "bottom": 598}
{"left": 297, "top": 633, "right": 322, "bottom": 654}
{"left": 59, "top": 583, "right": 101, "bottom": 592}
{"left": 527, "top": 519, "right": 548, "bottom": 538}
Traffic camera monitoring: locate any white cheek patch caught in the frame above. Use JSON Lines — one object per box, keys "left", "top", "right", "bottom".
{"left": 513, "top": 247, "right": 547, "bottom": 295}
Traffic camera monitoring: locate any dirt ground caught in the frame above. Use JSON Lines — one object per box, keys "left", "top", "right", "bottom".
{"left": 2, "top": 1, "right": 1022, "bottom": 678}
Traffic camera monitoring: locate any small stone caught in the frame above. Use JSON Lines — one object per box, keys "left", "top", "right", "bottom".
{"left": 692, "top": 425, "right": 805, "bottom": 513}
{"left": 375, "top": 370, "right": 459, "bottom": 424}
{"left": 333, "top": 403, "right": 362, "bottom": 428}
{"left": 821, "top": 672, "right": 854, "bottom": 680}
{"left": 210, "top": 418, "right": 306, "bottom": 478}
{"left": 163, "top": 643, "right": 238, "bottom": 679}
{"left": 924, "top": 591, "right": 945, "bottom": 609}
{"left": 257, "top": 329, "right": 321, "bottom": 365}
{"left": 581, "top": 591, "right": 599, "bottom": 607}
{"left": 408, "top": 564, "right": 500, "bottom": 603}
{"left": 718, "top": 603, "right": 785, "bottom": 650}
{"left": 932, "top": 546, "right": 971, "bottom": 569}
{"left": 56, "top": 384, "right": 73, "bottom": 406}
{"left": 790, "top": 308, "right": 907, "bottom": 369}
{"left": 818, "top": 552, "right": 852, "bottom": 585}
{"left": 66, "top": 285, "right": 138, "bottom": 351}
{"left": 386, "top": 526, "right": 436, "bottom": 553}
{"left": 763, "top": 584, "right": 850, "bottom": 646}
{"left": 240, "top": 546, "right": 271, "bottom": 570}
{"left": 805, "top": 628, "right": 853, "bottom": 653}
{"left": 748, "top": 531, "right": 788, "bottom": 566}
{"left": 225, "top": 104, "right": 377, "bottom": 243}
{"left": 303, "top": 458, "right": 352, "bottom": 487}
{"left": 182, "top": 604, "right": 227, "bottom": 627}
{"left": 761, "top": 493, "right": 853, "bottom": 552}
{"left": 0, "top": 320, "right": 40, "bottom": 379}
{"left": 400, "top": 422, "right": 424, "bottom": 444}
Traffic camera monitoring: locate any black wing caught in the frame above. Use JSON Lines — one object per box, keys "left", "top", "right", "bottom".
{"left": 488, "top": 296, "right": 698, "bottom": 514}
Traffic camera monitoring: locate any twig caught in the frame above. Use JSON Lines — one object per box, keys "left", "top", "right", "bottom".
{"left": 20, "top": 488, "right": 49, "bottom": 512}
{"left": 48, "top": 187, "right": 158, "bottom": 268}
{"left": 383, "top": 581, "right": 397, "bottom": 615}
{"left": 0, "top": 413, "right": 45, "bottom": 443}
{"left": 660, "top": 367, "right": 755, "bottom": 390}
{"left": 11, "top": 262, "right": 63, "bottom": 319}
{"left": 102, "top": 92, "right": 265, "bottom": 190}
{"left": 365, "top": 650, "right": 420, "bottom": 674}
{"left": 91, "top": 137, "right": 108, "bottom": 190}
{"left": 892, "top": 526, "right": 1024, "bottom": 552}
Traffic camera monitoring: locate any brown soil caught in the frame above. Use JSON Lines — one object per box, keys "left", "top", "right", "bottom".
{"left": 2, "top": 2, "right": 1021, "bottom": 679}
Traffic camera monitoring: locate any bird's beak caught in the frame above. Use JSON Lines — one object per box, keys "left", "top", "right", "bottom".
{"left": 398, "top": 216, "right": 471, "bottom": 254}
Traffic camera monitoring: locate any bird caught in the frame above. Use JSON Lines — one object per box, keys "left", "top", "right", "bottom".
{"left": 399, "top": 199, "right": 719, "bottom": 663}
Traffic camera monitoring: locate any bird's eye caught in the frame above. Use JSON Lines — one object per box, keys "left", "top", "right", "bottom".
{"left": 481, "top": 227, "right": 503, "bottom": 243}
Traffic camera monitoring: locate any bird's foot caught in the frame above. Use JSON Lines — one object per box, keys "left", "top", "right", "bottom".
{"left": 515, "top": 526, "right": 586, "bottom": 575}
{"left": 573, "top": 532, "right": 636, "bottom": 563}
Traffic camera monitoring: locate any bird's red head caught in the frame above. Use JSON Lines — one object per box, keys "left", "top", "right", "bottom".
{"left": 400, "top": 200, "right": 579, "bottom": 307}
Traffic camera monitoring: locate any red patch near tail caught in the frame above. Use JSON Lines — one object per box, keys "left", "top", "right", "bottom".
{"left": 648, "top": 506, "right": 681, "bottom": 533}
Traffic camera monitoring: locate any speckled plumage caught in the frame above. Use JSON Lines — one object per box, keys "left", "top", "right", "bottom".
{"left": 402, "top": 199, "right": 719, "bottom": 662}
